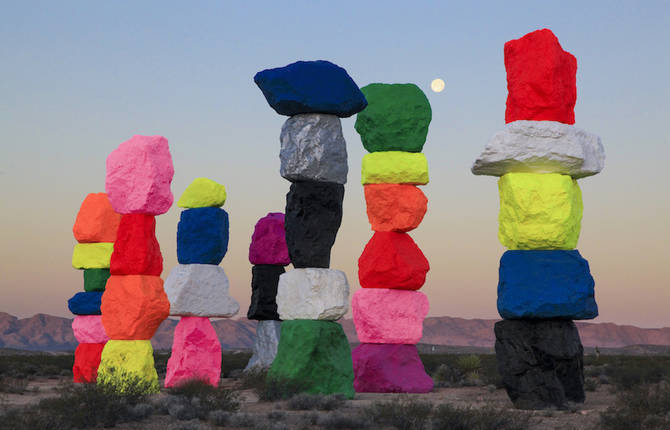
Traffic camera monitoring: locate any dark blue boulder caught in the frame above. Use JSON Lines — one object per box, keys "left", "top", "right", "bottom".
{"left": 497, "top": 250, "right": 598, "bottom": 320}
{"left": 177, "top": 207, "right": 229, "bottom": 265}
{"left": 254, "top": 60, "right": 367, "bottom": 117}
{"left": 68, "top": 291, "right": 103, "bottom": 315}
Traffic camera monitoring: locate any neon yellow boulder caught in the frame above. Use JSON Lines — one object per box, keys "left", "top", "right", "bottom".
{"left": 72, "top": 243, "right": 114, "bottom": 269}
{"left": 498, "top": 172, "right": 582, "bottom": 249}
{"left": 177, "top": 177, "right": 227, "bottom": 208}
{"left": 97, "top": 340, "right": 159, "bottom": 394}
{"left": 361, "top": 151, "right": 429, "bottom": 185}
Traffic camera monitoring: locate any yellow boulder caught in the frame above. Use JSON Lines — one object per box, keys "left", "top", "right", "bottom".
{"left": 72, "top": 243, "right": 114, "bottom": 269}
{"left": 177, "top": 177, "right": 227, "bottom": 208}
{"left": 97, "top": 340, "right": 159, "bottom": 394}
{"left": 361, "top": 151, "right": 429, "bottom": 185}
{"left": 498, "top": 173, "right": 583, "bottom": 249}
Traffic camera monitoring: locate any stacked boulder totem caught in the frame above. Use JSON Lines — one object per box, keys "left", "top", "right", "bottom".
{"left": 70, "top": 193, "right": 120, "bottom": 383}
{"left": 97, "top": 135, "right": 174, "bottom": 393}
{"left": 352, "top": 83, "right": 433, "bottom": 393}
{"left": 472, "top": 29, "right": 605, "bottom": 409}
{"left": 164, "top": 177, "right": 240, "bottom": 387}
{"left": 245, "top": 212, "right": 290, "bottom": 371}
{"left": 254, "top": 60, "right": 367, "bottom": 398}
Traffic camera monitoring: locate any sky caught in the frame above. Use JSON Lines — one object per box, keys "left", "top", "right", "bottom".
{"left": 1, "top": 1, "right": 669, "bottom": 328}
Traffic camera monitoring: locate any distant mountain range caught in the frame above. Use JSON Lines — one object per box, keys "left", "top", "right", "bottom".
{"left": 2, "top": 312, "right": 670, "bottom": 352}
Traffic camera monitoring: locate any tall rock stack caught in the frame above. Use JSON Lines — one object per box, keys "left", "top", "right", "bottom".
{"left": 164, "top": 177, "right": 240, "bottom": 387}
{"left": 254, "top": 60, "right": 367, "bottom": 398}
{"left": 70, "top": 193, "right": 120, "bottom": 383}
{"left": 471, "top": 29, "right": 605, "bottom": 409}
{"left": 351, "top": 83, "right": 433, "bottom": 393}
{"left": 98, "top": 135, "right": 174, "bottom": 393}
{"left": 245, "top": 212, "right": 290, "bottom": 372}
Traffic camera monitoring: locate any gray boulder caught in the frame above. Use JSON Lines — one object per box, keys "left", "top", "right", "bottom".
{"left": 280, "top": 114, "right": 348, "bottom": 184}
{"left": 244, "top": 320, "right": 281, "bottom": 371}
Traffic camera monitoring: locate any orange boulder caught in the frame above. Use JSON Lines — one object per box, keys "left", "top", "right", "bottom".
{"left": 73, "top": 193, "right": 122, "bottom": 243}
{"left": 101, "top": 275, "right": 170, "bottom": 339}
{"left": 364, "top": 184, "right": 427, "bottom": 232}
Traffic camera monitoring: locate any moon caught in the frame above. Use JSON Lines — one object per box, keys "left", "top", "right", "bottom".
{"left": 431, "top": 78, "right": 445, "bottom": 93}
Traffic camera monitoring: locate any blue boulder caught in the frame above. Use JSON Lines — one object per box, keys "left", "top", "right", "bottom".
{"left": 497, "top": 250, "right": 598, "bottom": 320}
{"left": 68, "top": 291, "right": 102, "bottom": 315}
{"left": 177, "top": 207, "right": 229, "bottom": 265}
{"left": 254, "top": 60, "right": 367, "bottom": 117}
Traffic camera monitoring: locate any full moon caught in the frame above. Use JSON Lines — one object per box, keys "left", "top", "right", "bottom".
{"left": 431, "top": 78, "right": 445, "bottom": 93}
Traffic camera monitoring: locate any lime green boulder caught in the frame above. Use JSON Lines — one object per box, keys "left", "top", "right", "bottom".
{"left": 361, "top": 151, "right": 429, "bottom": 185}
{"left": 268, "top": 320, "right": 354, "bottom": 398}
{"left": 97, "top": 340, "right": 159, "bottom": 394}
{"left": 83, "top": 269, "right": 110, "bottom": 292}
{"left": 355, "top": 83, "right": 432, "bottom": 153}
{"left": 72, "top": 243, "right": 114, "bottom": 269}
{"left": 177, "top": 177, "right": 227, "bottom": 208}
{"left": 498, "top": 173, "right": 583, "bottom": 250}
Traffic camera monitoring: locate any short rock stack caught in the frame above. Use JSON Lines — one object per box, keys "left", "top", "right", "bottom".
{"left": 471, "top": 29, "right": 605, "bottom": 410}
{"left": 245, "top": 213, "right": 290, "bottom": 372}
{"left": 351, "top": 83, "right": 433, "bottom": 393}
{"left": 164, "top": 177, "right": 240, "bottom": 387}
{"left": 70, "top": 193, "right": 120, "bottom": 383}
{"left": 254, "top": 60, "right": 368, "bottom": 398}
{"left": 98, "top": 135, "right": 174, "bottom": 393}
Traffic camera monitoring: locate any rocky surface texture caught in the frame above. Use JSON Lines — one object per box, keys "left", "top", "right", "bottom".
{"left": 472, "top": 121, "right": 605, "bottom": 179}
{"left": 280, "top": 113, "right": 348, "bottom": 184}
{"left": 268, "top": 320, "right": 354, "bottom": 398}
{"left": 254, "top": 60, "right": 367, "bottom": 117}
{"left": 353, "top": 343, "right": 433, "bottom": 393}
{"left": 165, "top": 264, "right": 240, "bottom": 318}
{"left": 497, "top": 250, "right": 597, "bottom": 320}
{"left": 244, "top": 320, "right": 281, "bottom": 372}
{"left": 495, "top": 320, "right": 585, "bottom": 409}
{"left": 284, "top": 181, "right": 344, "bottom": 268}
{"left": 276, "top": 268, "right": 349, "bottom": 320}
{"left": 364, "top": 184, "right": 427, "bottom": 232}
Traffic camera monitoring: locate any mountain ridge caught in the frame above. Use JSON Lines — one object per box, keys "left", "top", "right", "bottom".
{"left": 2, "top": 312, "right": 670, "bottom": 352}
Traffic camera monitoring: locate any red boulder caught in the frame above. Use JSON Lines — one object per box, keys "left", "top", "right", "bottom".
{"left": 110, "top": 214, "right": 162, "bottom": 275}
{"left": 73, "top": 342, "right": 105, "bottom": 383}
{"left": 504, "top": 28, "right": 577, "bottom": 124}
{"left": 358, "top": 231, "right": 429, "bottom": 290}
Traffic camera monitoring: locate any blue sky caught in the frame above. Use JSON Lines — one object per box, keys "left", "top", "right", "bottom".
{"left": 1, "top": 1, "right": 669, "bottom": 326}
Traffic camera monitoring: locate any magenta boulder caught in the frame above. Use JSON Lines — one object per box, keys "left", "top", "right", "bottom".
{"left": 165, "top": 317, "right": 221, "bottom": 387}
{"left": 353, "top": 343, "right": 433, "bottom": 393}
{"left": 248, "top": 212, "right": 290, "bottom": 265}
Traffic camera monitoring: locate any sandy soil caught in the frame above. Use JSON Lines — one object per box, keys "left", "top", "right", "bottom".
{"left": 1, "top": 377, "right": 614, "bottom": 429}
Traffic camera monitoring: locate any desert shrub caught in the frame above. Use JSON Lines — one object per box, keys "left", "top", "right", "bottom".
{"left": 166, "top": 420, "right": 210, "bottom": 430}
{"left": 0, "top": 375, "right": 29, "bottom": 394}
{"left": 0, "top": 379, "right": 152, "bottom": 429}
{"left": 604, "top": 357, "right": 669, "bottom": 390}
{"left": 433, "top": 363, "right": 464, "bottom": 387}
{"left": 584, "top": 377, "right": 599, "bottom": 392}
{"left": 363, "top": 396, "right": 433, "bottom": 430}
{"left": 223, "top": 351, "right": 252, "bottom": 377}
{"left": 431, "top": 404, "right": 530, "bottom": 430}
{"left": 256, "top": 375, "right": 307, "bottom": 401}
{"left": 301, "top": 411, "right": 319, "bottom": 425}
{"left": 167, "top": 378, "right": 240, "bottom": 419}
{"left": 267, "top": 410, "right": 286, "bottom": 420}
{"left": 287, "top": 393, "right": 345, "bottom": 410}
{"left": 319, "top": 411, "right": 372, "bottom": 429}
{"left": 253, "top": 422, "right": 290, "bottom": 430}
{"left": 456, "top": 354, "right": 482, "bottom": 375}
{"left": 600, "top": 382, "right": 670, "bottom": 430}
{"left": 0, "top": 353, "right": 73, "bottom": 378}
{"left": 228, "top": 412, "right": 257, "bottom": 427}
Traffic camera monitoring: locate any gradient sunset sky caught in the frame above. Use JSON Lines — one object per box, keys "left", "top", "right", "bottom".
{"left": 1, "top": 1, "right": 668, "bottom": 327}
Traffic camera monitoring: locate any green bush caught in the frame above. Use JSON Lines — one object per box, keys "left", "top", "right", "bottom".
{"left": 0, "top": 375, "right": 29, "bottom": 394}
{"left": 363, "top": 396, "right": 433, "bottom": 430}
{"left": 431, "top": 404, "right": 530, "bottom": 430}
{"left": 0, "top": 353, "right": 73, "bottom": 378}
{"left": 167, "top": 378, "right": 240, "bottom": 419}
{"left": 286, "top": 393, "right": 345, "bottom": 410}
{"left": 600, "top": 382, "right": 670, "bottom": 430}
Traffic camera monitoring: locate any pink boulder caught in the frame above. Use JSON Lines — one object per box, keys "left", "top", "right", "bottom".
{"left": 105, "top": 135, "right": 174, "bottom": 215}
{"left": 352, "top": 288, "right": 428, "bottom": 344}
{"left": 248, "top": 212, "right": 290, "bottom": 265}
{"left": 72, "top": 315, "right": 110, "bottom": 344}
{"left": 353, "top": 343, "right": 433, "bottom": 393}
{"left": 165, "top": 317, "right": 222, "bottom": 387}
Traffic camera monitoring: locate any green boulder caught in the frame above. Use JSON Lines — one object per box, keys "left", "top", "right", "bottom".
{"left": 83, "top": 268, "right": 110, "bottom": 292}
{"left": 268, "top": 320, "right": 354, "bottom": 398}
{"left": 355, "top": 83, "right": 432, "bottom": 153}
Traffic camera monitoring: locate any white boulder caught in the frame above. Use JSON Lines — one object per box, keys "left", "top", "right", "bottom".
{"left": 276, "top": 268, "right": 349, "bottom": 320}
{"left": 244, "top": 320, "right": 281, "bottom": 372}
{"left": 165, "top": 264, "right": 240, "bottom": 317}
{"left": 472, "top": 120, "right": 605, "bottom": 179}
